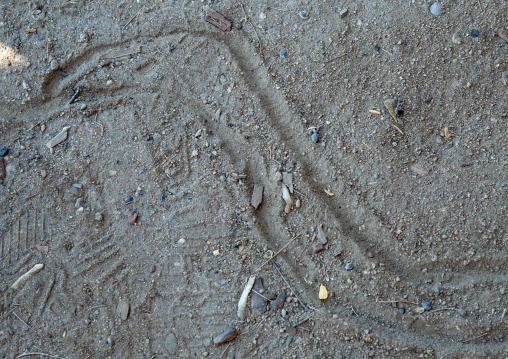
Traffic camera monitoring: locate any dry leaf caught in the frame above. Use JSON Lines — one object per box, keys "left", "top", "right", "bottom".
{"left": 443, "top": 127, "right": 450, "bottom": 139}
{"left": 35, "top": 243, "right": 49, "bottom": 253}
{"left": 324, "top": 189, "right": 335, "bottom": 197}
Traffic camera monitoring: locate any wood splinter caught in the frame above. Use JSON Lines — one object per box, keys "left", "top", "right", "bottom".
{"left": 11, "top": 263, "right": 44, "bottom": 289}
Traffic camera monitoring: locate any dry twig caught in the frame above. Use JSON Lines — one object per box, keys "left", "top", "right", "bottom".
{"left": 240, "top": 4, "right": 263, "bottom": 57}
{"left": 255, "top": 234, "right": 301, "bottom": 271}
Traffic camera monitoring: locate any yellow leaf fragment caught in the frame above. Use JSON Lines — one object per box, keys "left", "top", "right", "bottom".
{"left": 324, "top": 189, "right": 335, "bottom": 197}
{"left": 319, "top": 284, "right": 328, "bottom": 300}
{"left": 213, "top": 249, "right": 220, "bottom": 256}
{"left": 443, "top": 127, "right": 450, "bottom": 139}
{"left": 369, "top": 109, "right": 381, "bottom": 115}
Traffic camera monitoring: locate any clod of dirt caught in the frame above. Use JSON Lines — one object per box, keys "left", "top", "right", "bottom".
{"left": 213, "top": 327, "right": 237, "bottom": 345}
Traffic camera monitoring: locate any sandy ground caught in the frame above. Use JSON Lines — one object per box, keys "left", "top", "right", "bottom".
{"left": 0, "top": 0, "right": 507, "bottom": 358}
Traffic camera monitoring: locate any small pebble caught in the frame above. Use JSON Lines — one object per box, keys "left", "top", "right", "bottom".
{"left": 415, "top": 307, "right": 425, "bottom": 314}
{"left": 337, "top": 140, "right": 344, "bottom": 149}
{"left": 50, "top": 59, "right": 59, "bottom": 71}
{"left": 457, "top": 309, "right": 466, "bottom": 316}
{"left": 280, "top": 50, "right": 288, "bottom": 58}
{"left": 312, "top": 243, "right": 324, "bottom": 254}
{"left": 127, "top": 212, "right": 138, "bottom": 225}
{"left": 398, "top": 308, "right": 405, "bottom": 314}
{"left": 150, "top": 264, "right": 156, "bottom": 273}
{"left": 94, "top": 212, "right": 103, "bottom": 221}
{"left": 299, "top": 11, "right": 308, "bottom": 19}
{"left": 374, "top": 44, "right": 380, "bottom": 52}
{"left": 430, "top": 2, "right": 442, "bottom": 16}
{"left": 107, "top": 337, "right": 114, "bottom": 346}
{"left": 421, "top": 300, "right": 432, "bottom": 310}
{"left": 0, "top": 147, "right": 8, "bottom": 157}
{"left": 125, "top": 196, "right": 133, "bottom": 203}
{"left": 72, "top": 183, "right": 83, "bottom": 189}
{"left": 311, "top": 130, "right": 318, "bottom": 143}
{"left": 75, "top": 198, "right": 84, "bottom": 208}
{"left": 345, "top": 262, "right": 353, "bottom": 270}
{"left": 213, "top": 327, "right": 237, "bottom": 345}
{"left": 339, "top": 8, "right": 348, "bottom": 18}
{"left": 471, "top": 29, "right": 479, "bottom": 37}
{"left": 395, "top": 105, "right": 403, "bottom": 116}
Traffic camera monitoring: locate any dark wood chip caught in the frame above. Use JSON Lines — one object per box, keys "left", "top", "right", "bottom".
{"left": 0, "top": 158, "right": 5, "bottom": 179}
{"left": 213, "top": 327, "right": 237, "bottom": 345}
{"left": 272, "top": 290, "right": 286, "bottom": 313}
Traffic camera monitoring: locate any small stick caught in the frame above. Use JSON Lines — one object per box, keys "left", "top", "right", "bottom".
{"left": 123, "top": 5, "right": 145, "bottom": 30}
{"left": 376, "top": 298, "right": 419, "bottom": 305}
{"left": 240, "top": 4, "right": 263, "bottom": 57}
{"left": 17, "top": 217, "right": 20, "bottom": 260}
{"left": 313, "top": 52, "right": 348, "bottom": 63}
{"left": 100, "top": 50, "right": 141, "bottom": 60}
{"left": 12, "top": 312, "right": 34, "bottom": 331}
{"left": 11, "top": 263, "right": 44, "bottom": 289}
{"left": 255, "top": 234, "right": 301, "bottom": 271}
{"left": 220, "top": 342, "right": 233, "bottom": 358}
{"left": 25, "top": 212, "right": 28, "bottom": 250}
{"left": 238, "top": 275, "right": 256, "bottom": 321}
{"left": 252, "top": 289, "right": 273, "bottom": 302}
{"left": 391, "top": 124, "right": 404, "bottom": 134}
{"left": 16, "top": 353, "right": 65, "bottom": 359}
{"left": 33, "top": 208, "right": 37, "bottom": 246}
{"left": 24, "top": 192, "right": 39, "bottom": 200}
{"left": 8, "top": 224, "right": 12, "bottom": 265}
{"left": 88, "top": 305, "right": 108, "bottom": 310}
{"left": 271, "top": 261, "right": 310, "bottom": 311}
{"left": 462, "top": 332, "right": 488, "bottom": 343}
{"left": 28, "top": 119, "right": 44, "bottom": 130}
{"left": 67, "top": 88, "right": 80, "bottom": 105}
{"left": 424, "top": 307, "right": 458, "bottom": 314}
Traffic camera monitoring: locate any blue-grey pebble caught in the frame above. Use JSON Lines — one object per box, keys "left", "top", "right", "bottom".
{"left": 280, "top": 50, "right": 288, "bottom": 58}
{"left": 107, "top": 337, "right": 114, "bottom": 346}
{"left": 345, "top": 262, "right": 353, "bottom": 270}
{"left": 0, "top": 147, "right": 8, "bottom": 157}
{"left": 311, "top": 130, "right": 319, "bottom": 143}
{"left": 75, "top": 198, "right": 84, "bottom": 208}
{"left": 457, "top": 309, "right": 466, "bottom": 316}
{"left": 125, "top": 196, "right": 134, "bottom": 203}
{"left": 430, "top": 2, "right": 442, "bottom": 15}
{"left": 299, "top": 11, "right": 308, "bottom": 19}
{"left": 421, "top": 300, "right": 432, "bottom": 310}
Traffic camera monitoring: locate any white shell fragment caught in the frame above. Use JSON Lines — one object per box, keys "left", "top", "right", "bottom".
{"left": 46, "top": 126, "right": 71, "bottom": 149}
{"left": 238, "top": 275, "right": 256, "bottom": 321}
{"left": 282, "top": 183, "right": 292, "bottom": 205}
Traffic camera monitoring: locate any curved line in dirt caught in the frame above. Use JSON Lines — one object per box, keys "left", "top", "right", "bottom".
{"left": 13, "top": 26, "right": 505, "bottom": 356}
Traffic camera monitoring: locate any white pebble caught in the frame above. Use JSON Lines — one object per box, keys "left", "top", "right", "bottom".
{"left": 430, "top": 2, "right": 442, "bottom": 16}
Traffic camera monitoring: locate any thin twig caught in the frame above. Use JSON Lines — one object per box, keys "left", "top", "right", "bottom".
{"left": 123, "top": 5, "right": 145, "bottom": 30}
{"left": 252, "top": 289, "right": 273, "bottom": 302}
{"left": 220, "top": 342, "right": 233, "bottom": 358}
{"left": 424, "top": 307, "right": 458, "bottom": 314}
{"left": 12, "top": 312, "right": 33, "bottom": 331}
{"left": 240, "top": 4, "right": 263, "bottom": 57}
{"left": 271, "top": 261, "right": 311, "bottom": 311}
{"left": 461, "top": 332, "right": 488, "bottom": 343}
{"left": 376, "top": 298, "right": 419, "bottom": 305}
{"left": 100, "top": 50, "right": 141, "bottom": 60}
{"left": 391, "top": 124, "right": 404, "bottom": 134}
{"left": 67, "top": 88, "right": 80, "bottom": 105}
{"left": 313, "top": 52, "right": 348, "bottom": 63}
{"left": 16, "top": 353, "right": 65, "bottom": 359}
{"left": 24, "top": 192, "right": 39, "bottom": 201}
{"left": 255, "top": 234, "right": 301, "bottom": 271}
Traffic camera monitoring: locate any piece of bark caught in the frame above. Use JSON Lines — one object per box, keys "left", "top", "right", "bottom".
{"left": 312, "top": 243, "right": 324, "bottom": 254}
{"left": 0, "top": 157, "right": 5, "bottom": 179}
{"left": 251, "top": 278, "right": 267, "bottom": 314}
{"left": 282, "top": 172, "right": 294, "bottom": 194}
{"left": 272, "top": 290, "right": 286, "bottom": 313}
{"left": 46, "top": 126, "right": 71, "bottom": 149}
{"left": 204, "top": 7, "right": 232, "bottom": 31}
{"left": 317, "top": 224, "right": 327, "bottom": 244}
{"left": 213, "top": 327, "right": 237, "bottom": 345}
{"left": 251, "top": 184, "right": 263, "bottom": 209}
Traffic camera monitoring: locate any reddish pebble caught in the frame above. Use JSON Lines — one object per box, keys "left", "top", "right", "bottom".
{"left": 127, "top": 212, "right": 138, "bottom": 225}
{"left": 150, "top": 265, "right": 156, "bottom": 273}
{"left": 16, "top": 23, "right": 22, "bottom": 29}
{"left": 337, "top": 140, "right": 344, "bottom": 149}
{"left": 50, "top": 59, "right": 59, "bottom": 71}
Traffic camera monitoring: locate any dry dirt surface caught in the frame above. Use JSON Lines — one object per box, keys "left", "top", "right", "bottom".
{"left": 1, "top": 0, "right": 507, "bottom": 358}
